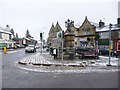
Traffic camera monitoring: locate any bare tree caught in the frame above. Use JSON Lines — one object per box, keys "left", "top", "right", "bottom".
{"left": 10, "top": 28, "right": 15, "bottom": 38}
{"left": 25, "top": 29, "right": 31, "bottom": 38}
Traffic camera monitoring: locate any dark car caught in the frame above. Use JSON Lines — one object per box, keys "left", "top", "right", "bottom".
{"left": 99, "top": 48, "right": 117, "bottom": 56}
{"left": 25, "top": 45, "right": 36, "bottom": 53}
{"left": 75, "top": 48, "right": 98, "bottom": 59}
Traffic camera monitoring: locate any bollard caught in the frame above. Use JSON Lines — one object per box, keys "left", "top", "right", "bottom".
{"left": 3, "top": 47, "right": 6, "bottom": 54}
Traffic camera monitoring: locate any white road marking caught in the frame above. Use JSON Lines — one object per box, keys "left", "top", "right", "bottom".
{"left": 7, "top": 49, "right": 24, "bottom": 54}
{"left": 16, "top": 64, "right": 118, "bottom": 74}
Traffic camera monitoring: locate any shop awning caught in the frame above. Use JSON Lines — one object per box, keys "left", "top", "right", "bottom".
{"left": 0, "top": 43, "right": 7, "bottom": 47}
{"left": 12, "top": 38, "right": 23, "bottom": 41}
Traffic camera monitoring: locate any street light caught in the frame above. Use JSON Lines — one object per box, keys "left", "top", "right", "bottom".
{"left": 107, "top": 23, "right": 112, "bottom": 66}
{"left": 40, "top": 32, "right": 43, "bottom": 53}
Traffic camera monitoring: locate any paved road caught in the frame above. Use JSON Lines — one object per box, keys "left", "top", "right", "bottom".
{"left": 2, "top": 49, "right": 119, "bottom": 88}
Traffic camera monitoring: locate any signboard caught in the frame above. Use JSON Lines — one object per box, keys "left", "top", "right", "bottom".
{"left": 51, "top": 38, "right": 61, "bottom": 48}
{"left": 80, "top": 38, "right": 87, "bottom": 41}
{"left": 57, "top": 31, "right": 64, "bottom": 39}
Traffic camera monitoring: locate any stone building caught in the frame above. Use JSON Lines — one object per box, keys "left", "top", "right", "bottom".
{"left": 47, "top": 22, "right": 62, "bottom": 48}
{"left": 75, "top": 16, "right": 96, "bottom": 49}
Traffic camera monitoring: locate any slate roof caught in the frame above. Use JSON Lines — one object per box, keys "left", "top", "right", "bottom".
{"left": 0, "top": 26, "right": 12, "bottom": 34}
{"left": 95, "top": 24, "right": 120, "bottom": 32}
{"left": 75, "top": 19, "right": 120, "bottom": 32}
{"left": 89, "top": 21, "right": 120, "bottom": 32}
{"left": 55, "top": 21, "right": 62, "bottom": 32}
{"left": 49, "top": 23, "right": 55, "bottom": 34}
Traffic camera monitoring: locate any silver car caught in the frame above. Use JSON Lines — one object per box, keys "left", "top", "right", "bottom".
{"left": 25, "top": 45, "right": 36, "bottom": 53}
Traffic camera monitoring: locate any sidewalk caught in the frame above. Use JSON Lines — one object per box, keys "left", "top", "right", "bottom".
{"left": 18, "top": 50, "right": 119, "bottom": 67}
{"left": 18, "top": 53, "right": 85, "bottom": 67}
{"left": 17, "top": 51, "right": 119, "bottom": 74}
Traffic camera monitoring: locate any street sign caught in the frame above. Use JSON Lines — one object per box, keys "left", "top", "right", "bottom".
{"left": 57, "top": 30, "right": 64, "bottom": 39}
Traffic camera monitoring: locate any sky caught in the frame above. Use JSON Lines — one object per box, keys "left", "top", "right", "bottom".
{"left": 0, "top": 0, "right": 119, "bottom": 40}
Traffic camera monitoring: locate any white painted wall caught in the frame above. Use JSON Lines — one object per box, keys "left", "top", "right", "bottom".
{"left": 2, "top": 33, "right": 9, "bottom": 40}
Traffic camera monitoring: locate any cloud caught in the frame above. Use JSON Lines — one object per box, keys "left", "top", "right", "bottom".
{"left": 0, "top": 0, "right": 118, "bottom": 40}
{"left": 1, "top": 0, "right": 119, "bottom": 3}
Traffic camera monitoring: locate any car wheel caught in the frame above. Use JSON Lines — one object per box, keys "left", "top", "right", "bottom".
{"left": 95, "top": 56, "right": 99, "bottom": 59}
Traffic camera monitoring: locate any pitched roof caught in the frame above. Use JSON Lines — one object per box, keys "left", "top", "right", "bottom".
{"left": 96, "top": 24, "right": 120, "bottom": 32}
{"left": 55, "top": 21, "right": 62, "bottom": 32}
{"left": 0, "top": 26, "right": 12, "bottom": 34}
{"left": 79, "top": 16, "right": 93, "bottom": 28}
{"left": 90, "top": 22, "right": 120, "bottom": 32}
{"left": 49, "top": 23, "right": 55, "bottom": 34}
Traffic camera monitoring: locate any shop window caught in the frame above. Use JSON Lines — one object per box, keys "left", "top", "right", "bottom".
{"left": 118, "top": 42, "right": 120, "bottom": 50}
{"left": 9, "top": 34, "right": 12, "bottom": 39}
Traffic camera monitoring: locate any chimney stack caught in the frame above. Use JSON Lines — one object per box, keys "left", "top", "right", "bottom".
{"left": 99, "top": 20, "right": 105, "bottom": 27}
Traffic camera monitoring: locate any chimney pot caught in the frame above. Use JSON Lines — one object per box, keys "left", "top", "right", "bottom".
{"left": 99, "top": 20, "right": 105, "bottom": 27}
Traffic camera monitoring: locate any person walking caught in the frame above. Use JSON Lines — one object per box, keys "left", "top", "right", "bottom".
{"left": 53, "top": 48, "right": 57, "bottom": 59}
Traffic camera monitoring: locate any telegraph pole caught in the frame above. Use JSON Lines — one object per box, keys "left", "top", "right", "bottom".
{"left": 107, "top": 23, "right": 112, "bottom": 66}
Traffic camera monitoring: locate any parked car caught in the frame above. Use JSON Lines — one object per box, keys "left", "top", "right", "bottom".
{"left": 75, "top": 47, "right": 98, "bottom": 59}
{"left": 99, "top": 48, "right": 117, "bottom": 56}
{"left": 35, "top": 45, "right": 40, "bottom": 49}
{"left": 99, "top": 49, "right": 108, "bottom": 55}
{"left": 25, "top": 45, "right": 36, "bottom": 53}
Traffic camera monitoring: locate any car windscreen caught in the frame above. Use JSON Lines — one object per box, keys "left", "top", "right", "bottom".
{"left": 28, "top": 45, "right": 34, "bottom": 47}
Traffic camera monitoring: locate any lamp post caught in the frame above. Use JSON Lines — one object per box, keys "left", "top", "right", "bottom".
{"left": 40, "top": 32, "right": 43, "bottom": 53}
{"left": 107, "top": 23, "right": 112, "bottom": 66}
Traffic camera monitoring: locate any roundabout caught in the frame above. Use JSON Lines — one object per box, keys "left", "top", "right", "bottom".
{"left": 16, "top": 53, "right": 119, "bottom": 74}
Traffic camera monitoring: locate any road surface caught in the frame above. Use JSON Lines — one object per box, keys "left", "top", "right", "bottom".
{"left": 1, "top": 49, "right": 119, "bottom": 88}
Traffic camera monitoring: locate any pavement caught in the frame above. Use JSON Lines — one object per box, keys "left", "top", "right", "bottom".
{"left": 18, "top": 52, "right": 85, "bottom": 67}
{"left": 17, "top": 49, "right": 119, "bottom": 73}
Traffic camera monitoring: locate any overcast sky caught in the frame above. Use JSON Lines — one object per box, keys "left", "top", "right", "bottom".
{"left": 0, "top": 0, "right": 119, "bottom": 40}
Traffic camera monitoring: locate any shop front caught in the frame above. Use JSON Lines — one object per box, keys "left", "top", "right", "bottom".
{"left": 116, "top": 39, "right": 120, "bottom": 57}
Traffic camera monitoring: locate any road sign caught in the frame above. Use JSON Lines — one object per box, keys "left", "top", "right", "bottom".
{"left": 57, "top": 30, "right": 64, "bottom": 39}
